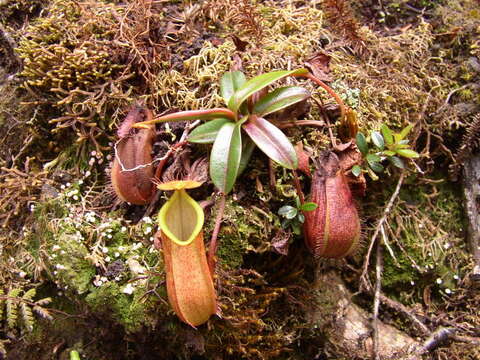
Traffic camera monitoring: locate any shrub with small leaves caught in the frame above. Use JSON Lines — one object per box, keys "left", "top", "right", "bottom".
{"left": 353, "top": 124, "right": 419, "bottom": 180}
{"left": 278, "top": 197, "right": 317, "bottom": 235}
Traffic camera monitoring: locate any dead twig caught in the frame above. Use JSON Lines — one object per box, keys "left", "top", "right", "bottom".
{"left": 372, "top": 241, "right": 382, "bottom": 360}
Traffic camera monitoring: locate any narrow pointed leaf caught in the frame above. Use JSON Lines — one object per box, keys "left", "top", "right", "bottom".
{"left": 380, "top": 124, "right": 393, "bottom": 145}
{"left": 228, "top": 68, "right": 309, "bottom": 113}
{"left": 188, "top": 118, "right": 231, "bottom": 144}
{"left": 398, "top": 124, "right": 414, "bottom": 140}
{"left": 252, "top": 86, "right": 310, "bottom": 116}
{"left": 132, "top": 108, "right": 236, "bottom": 127}
{"left": 243, "top": 116, "right": 298, "bottom": 169}
{"left": 210, "top": 122, "right": 242, "bottom": 194}
{"left": 396, "top": 149, "right": 420, "bottom": 158}
{"left": 220, "top": 71, "right": 246, "bottom": 104}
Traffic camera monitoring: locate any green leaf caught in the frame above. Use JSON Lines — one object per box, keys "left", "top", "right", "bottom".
{"left": 297, "top": 213, "right": 305, "bottom": 224}
{"left": 228, "top": 68, "right": 309, "bottom": 113}
{"left": 188, "top": 118, "right": 231, "bottom": 144}
{"left": 393, "top": 143, "right": 410, "bottom": 150}
{"left": 294, "top": 196, "right": 301, "bottom": 208}
{"left": 371, "top": 131, "right": 384, "bottom": 150}
{"left": 369, "top": 161, "right": 384, "bottom": 173}
{"left": 383, "top": 150, "right": 396, "bottom": 156}
{"left": 243, "top": 116, "right": 298, "bottom": 169}
{"left": 352, "top": 164, "right": 362, "bottom": 177}
{"left": 278, "top": 205, "right": 298, "bottom": 219}
{"left": 366, "top": 154, "right": 383, "bottom": 173}
{"left": 220, "top": 71, "right": 246, "bottom": 104}
{"left": 252, "top": 86, "right": 310, "bottom": 116}
{"left": 381, "top": 124, "right": 393, "bottom": 145}
{"left": 292, "top": 222, "right": 301, "bottom": 235}
{"left": 366, "top": 153, "right": 381, "bottom": 163}
{"left": 396, "top": 149, "right": 420, "bottom": 158}
{"left": 398, "top": 124, "right": 414, "bottom": 140}
{"left": 210, "top": 122, "right": 242, "bottom": 194}
{"left": 70, "top": 350, "right": 81, "bottom": 360}
{"left": 237, "top": 137, "right": 256, "bottom": 176}
{"left": 356, "top": 132, "right": 368, "bottom": 156}
{"left": 389, "top": 156, "right": 405, "bottom": 168}
{"left": 300, "top": 202, "right": 318, "bottom": 212}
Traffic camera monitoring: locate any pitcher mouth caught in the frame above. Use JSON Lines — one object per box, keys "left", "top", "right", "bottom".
{"left": 158, "top": 188, "right": 204, "bottom": 246}
{"left": 156, "top": 180, "right": 202, "bottom": 191}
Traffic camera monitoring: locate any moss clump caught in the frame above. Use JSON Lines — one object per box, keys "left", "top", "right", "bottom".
{"left": 380, "top": 176, "right": 467, "bottom": 303}
{"left": 16, "top": 0, "right": 128, "bottom": 132}
{"left": 85, "top": 282, "right": 156, "bottom": 333}
{"left": 0, "top": 0, "right": 45, "bottom": 26}
{"left": 23, "top": 182, "right": 168, "bottom": 333}
{"left": 212, "top": 198, "right": 281, "bottom": 269}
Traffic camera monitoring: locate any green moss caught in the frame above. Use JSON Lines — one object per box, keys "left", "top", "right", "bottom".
{"left": 381, "top": 176, "right": 467, "bottom": 303}
{"left": 85, "top": 283, "right": 148, "bottom": 333}
{"left": 212, "top": 198, "right": 280, "bottom": 269}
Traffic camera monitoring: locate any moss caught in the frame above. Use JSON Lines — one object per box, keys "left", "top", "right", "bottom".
{"left": 85, "top": 282, "right": 149, "bottom": 333}
{"left": 211, "top": 198, "right": 281, "bottom": 269}
{"left": 381, "top": 176, "right": 467, "bottom": 303}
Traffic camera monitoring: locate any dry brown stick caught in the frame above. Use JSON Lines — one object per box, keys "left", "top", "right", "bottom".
{"left": 378, "top": 294, "right": 430, "bottom": 335}
{"left": 360, "top": 171, "right": 405, "bottom": 290}
{"left": 372, "top": 241, "right": 383, "bottom": 360}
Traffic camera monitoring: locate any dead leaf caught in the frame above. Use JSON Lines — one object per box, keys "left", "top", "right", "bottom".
{"left": 276, "top": 99, "right": 311, "bottom": 122}
{"left": 271, "top": 229, "right": 292, "bottom": 255}
{"left": 305, "top": 52, "right": 333, "bottom": 82}
{"left": 231, "top": 35, "right": 249, "bottom": 52}
{"left": 335, "top": 142, "right": 366, "bottom": 197}
{"left": 295, "top": 142, "right": 311, "bottom": 177}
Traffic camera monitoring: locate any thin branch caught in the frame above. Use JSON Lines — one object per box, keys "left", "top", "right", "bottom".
{"left": 303, "top": 73, "right": 347, "bottom": 126}
{"left": 378, "top": 294, "right": 430, "bottom": 335}
{"left": 292, "top": 170, "right": 305, "bottom": 204}
{"left": 372, "top": 241, "right": 382, "bottom": 360}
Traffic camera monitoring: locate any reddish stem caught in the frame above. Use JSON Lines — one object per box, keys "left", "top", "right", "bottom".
{"left": 292, "top": 170, "right": 305, "bottom": 204}
{"left": 302, "top": 73, "right": 347, "bottom": 126}
{"left": 207, "top": 193, "right": 227, "bottom": 274}
{"left": 269, "top": 159, "right": 276, "bottom": 189}
{"left": 132, "top": 108, "right": 236, "bottom": 128}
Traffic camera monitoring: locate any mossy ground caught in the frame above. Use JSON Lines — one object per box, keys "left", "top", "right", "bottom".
{"left": 1, "top": 0, "right": 480, "bottom": 359}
